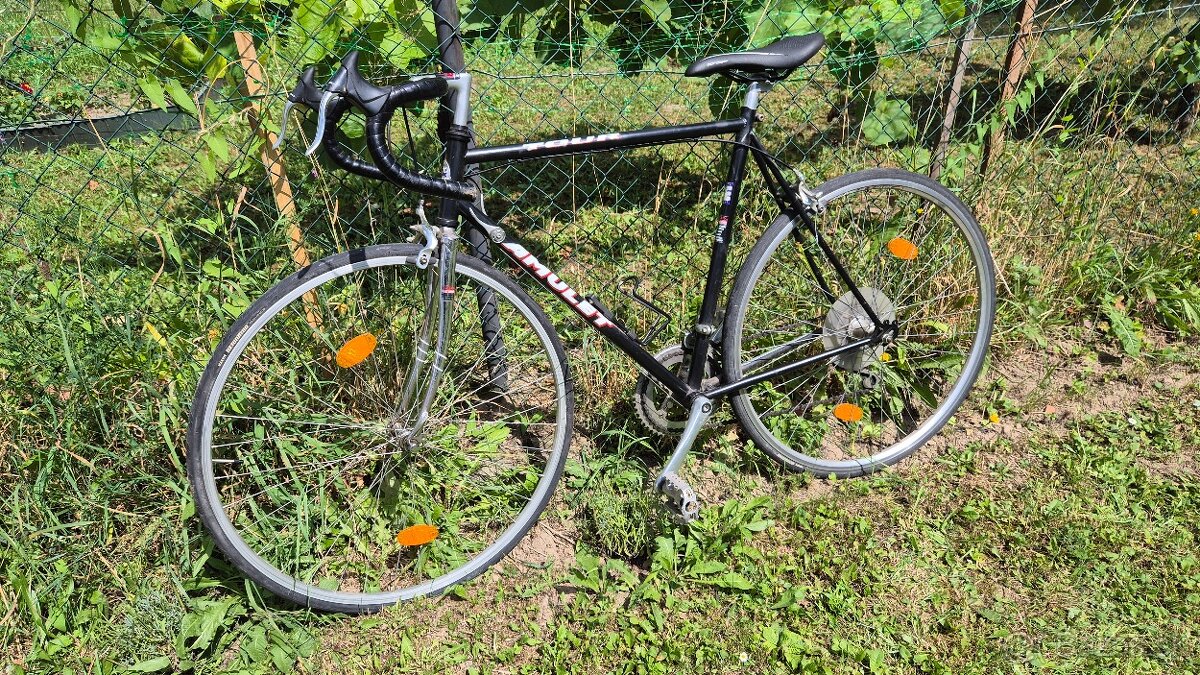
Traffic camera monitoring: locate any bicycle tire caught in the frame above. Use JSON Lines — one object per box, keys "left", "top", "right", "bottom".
{"left": 188, "top": 243, "right": 573, "bottom": 613}
{"left": 722, "top": 168, "right": 995, "bottom": 478}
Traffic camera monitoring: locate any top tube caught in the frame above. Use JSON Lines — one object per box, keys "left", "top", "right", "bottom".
{"left": 463, "top": 118, "right": 749, "bottom": 165}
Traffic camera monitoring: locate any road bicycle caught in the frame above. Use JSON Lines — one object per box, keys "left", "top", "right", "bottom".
{"left": 187, "top": 31, "right": 995, "bottom": 613}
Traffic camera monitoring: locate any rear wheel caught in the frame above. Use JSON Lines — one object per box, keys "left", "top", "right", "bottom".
{"left": 187, "top": 244, "right": 573, "bottom": 613}
{"left": 722, "top": 169, "right": 994, "bottom": 477}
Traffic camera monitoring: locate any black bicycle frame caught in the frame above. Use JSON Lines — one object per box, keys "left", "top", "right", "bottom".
{"left": 450, "top": 108, "right": 884, "bottom": 407}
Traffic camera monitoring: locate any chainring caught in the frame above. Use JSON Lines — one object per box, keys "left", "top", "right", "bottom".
{"left": 634, "top": 344, "right": 718, "bottom": 436}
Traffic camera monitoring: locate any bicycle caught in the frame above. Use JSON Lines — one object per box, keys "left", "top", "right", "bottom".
{"left": 187, "top": 31, "right": 995, "bottom": 613}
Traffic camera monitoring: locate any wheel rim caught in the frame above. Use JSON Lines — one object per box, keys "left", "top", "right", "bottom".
{"left": 732, "top": 177, "right": 993, "bottom": 473}
{"left": 194, "top": 252, "right": 569, "bottom": 607}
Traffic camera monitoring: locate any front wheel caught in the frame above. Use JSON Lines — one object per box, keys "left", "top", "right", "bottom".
{"left": 187, "top": 244, "right": 573, "bottom": 613}
{"left": 723, "top": 169, "right": 995, "bottom": 478}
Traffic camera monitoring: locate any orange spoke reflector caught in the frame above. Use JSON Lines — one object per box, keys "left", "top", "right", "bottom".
{"left": 833, "top": 403, "right": 864, "bottom": 423}
{"left": 335, "top": 333, "right": 377, "bottom": 368}
{"left": 887, "top": 237, "right": 918, "bottom": 261}
{"left": 396, "top": 524, "right": 439, "bottom": 546}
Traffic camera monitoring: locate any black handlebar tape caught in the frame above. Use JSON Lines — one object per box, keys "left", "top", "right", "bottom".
{"left": 324, "top": 51, "right": 450, "bottom": 117}
{"left": 321, "top": 98, "right": 387, "bottom": 181}
{"left": 297, "top": 50, "right": 471, "bottom": 199}
{"left": 375, "top": 78, "right": 449, "bottom": 117}
{"left": 364, "top": 112, "right": 478, "bottom": 201}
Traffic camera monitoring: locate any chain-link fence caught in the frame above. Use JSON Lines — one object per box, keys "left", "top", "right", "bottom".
{"left": 2, "top": 0, "right": 1199, "bottom": 521}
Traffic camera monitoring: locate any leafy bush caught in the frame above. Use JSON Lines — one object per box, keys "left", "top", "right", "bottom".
{"left": 62, "top": 0, "right": 978, "bottom": 128}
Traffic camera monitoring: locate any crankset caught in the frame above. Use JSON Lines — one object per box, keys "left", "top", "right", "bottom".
{"left": 634, "top": 344, "right": 719, "bottom": 435}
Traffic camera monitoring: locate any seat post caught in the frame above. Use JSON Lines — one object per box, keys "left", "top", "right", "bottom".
{"left": 743, "top": 81, "right": 774, "bottom": 111}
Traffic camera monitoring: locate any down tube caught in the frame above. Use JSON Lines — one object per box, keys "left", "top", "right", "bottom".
{"left": 483, "top": 234, "right": 695, "bottom": 403}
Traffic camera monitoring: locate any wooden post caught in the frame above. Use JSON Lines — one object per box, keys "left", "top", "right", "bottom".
{"left": 232, "top": 31, "right": 319, "bottom": 328}
{"left": 931, "top": 2, "right": 981, "bottom": 181}
{"left": 981, "top": 0, "right": 1040, "bottom": 175}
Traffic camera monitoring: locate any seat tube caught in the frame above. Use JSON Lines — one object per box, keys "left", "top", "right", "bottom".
{"left": 687, "top": 99, "right": 758, "bottom": 390}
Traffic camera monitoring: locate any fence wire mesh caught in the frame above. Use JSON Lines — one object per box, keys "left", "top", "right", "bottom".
{"left": 2, "top": 0, "right": 1199, "bottom": 471}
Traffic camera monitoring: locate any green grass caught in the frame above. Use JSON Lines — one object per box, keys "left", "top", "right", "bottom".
{"left": 5, "top": 335, "right": 1200, "bottom": 673}
{"left": 298, "top": 365, "right": 1200, "bottom": 675}
{"left": 3, "top": 6, "right": 1200, "bottom": 674}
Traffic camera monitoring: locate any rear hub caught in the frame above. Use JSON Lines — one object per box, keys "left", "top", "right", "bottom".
{"left": 821, "top": 287, "right": 895, "bottom": 374}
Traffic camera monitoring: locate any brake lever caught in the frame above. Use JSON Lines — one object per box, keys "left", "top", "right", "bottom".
{"left": 272, "top": 66, "right": 324, "bottom": 152}
{"left": 271, "top": 98, "right": 296, "bottom": 151}
{"left": 304, "top": 91, "right": 338, "bottom": 157}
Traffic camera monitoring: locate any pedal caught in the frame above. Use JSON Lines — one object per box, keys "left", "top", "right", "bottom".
{"left": 655, "top": 471, "right": 700, "bottom": 524}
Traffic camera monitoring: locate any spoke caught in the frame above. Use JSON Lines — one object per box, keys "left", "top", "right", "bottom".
{"left": 199, "top": 255, "right": 570, "bottom": 597}
{"left": 219, "top": 434, "right": 399, "bottom": 492}
{"left": 214, "top": 414, "right": 388, "bottom": 433}
{"left": 741, "top": 332, "right": 823, "bottom": 375}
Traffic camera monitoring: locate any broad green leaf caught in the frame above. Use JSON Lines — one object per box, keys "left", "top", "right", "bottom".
{"left": 762, "top": 623, "right": 782, "bottom": 649}
{"left": 212, "top": 0, "right": 263, "bottom": 11}
{"left": 63, "top": 4, "right": 85, "bottom": 33}
{"left": 75, "top": 10, "right": 126, "bottom": 51}
{"left": 240, "top": 625, "right": 269, "bottom": 664}
{"left": 743, "top": 0, "right": 827, "bottom": 46}
{"left": 345, "top": 0, "right": 386, "bottom": 24}
{"left": 908, "top": 0, "right": 951, "bottom": 46}
{"left": 939, "top": 0, "right": 966, "bottom": 22}
{"left": 164, "top": 79, "right": 198, "bottom": 115}
{"left": 198, "top": 150, "right": 217, "bottom": 181}
{"left": 291, "top": 0, "right": 344, "bottom": 63}
{"left": 177, "top": 597, "right": 243, "bottom": 653}
{"left": 123, "top": 655, "right": 172, "bottom": 672}
{"left": 650, "top": 534, "right": 677, "bottom": 573}
{"left": 139, "top": 79, "right": 169, "bottom": 111}
{"left": 714, "top": 571, "right": 754, "bottom": 590}
{"left": 640, "top": 0, "right": 671, "bottom": 27}
{"left": 204, "top": 54, "right": 230, "bottom": 82}
{"left": 862, "top": 96, "right": 915, "bottom": 146}
{"left": 378, "top": 28, "right": 429, "bottom": 66}
{"left": 165, "top": 33, "right": 206, "bottom": 72}
{"left": 744, "top": 518, "right": 773, "bottom": 532}
{"left": 1104, "top": 295, "right": 1144, "bottom": 356}
{"left": 779, "top": 628, "right": 812, "bottom": 670}
{"left": 203, "top": 133, "right": 230, "bottom": 163}
{"left": 687, "top": 560, "right": 726, "bottom": 575}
